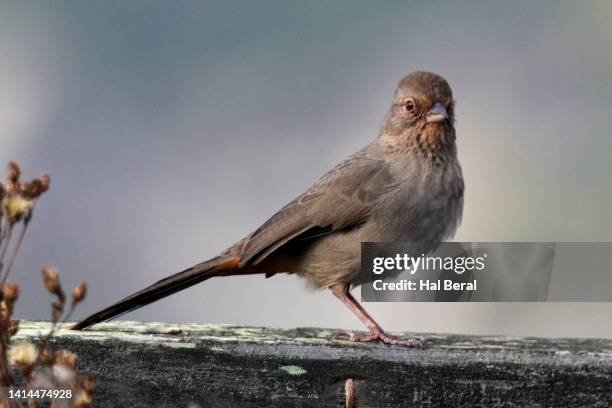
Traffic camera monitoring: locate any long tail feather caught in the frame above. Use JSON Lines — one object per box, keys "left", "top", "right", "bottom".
{"left": 72, "top": 256, "right": 241, "bottom": 330}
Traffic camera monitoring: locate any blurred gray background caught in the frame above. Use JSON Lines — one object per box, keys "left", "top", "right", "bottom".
{"left": 2, "top": 1, "right": 611, "bottom": 338}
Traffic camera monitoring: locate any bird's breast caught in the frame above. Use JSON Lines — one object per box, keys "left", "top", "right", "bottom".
{"left": 376, "top": 158, "right": 464, "bottom": 242}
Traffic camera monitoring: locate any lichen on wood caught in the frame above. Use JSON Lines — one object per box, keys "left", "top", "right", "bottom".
{"left": 12, "top": 321, "right": 612, "bottom": 407}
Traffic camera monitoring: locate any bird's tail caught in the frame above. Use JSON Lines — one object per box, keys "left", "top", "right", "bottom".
{"left": 72, "top": 255, "right": 245, "bottom": 330}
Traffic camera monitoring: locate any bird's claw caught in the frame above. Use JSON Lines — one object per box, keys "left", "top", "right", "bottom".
{"left": 348, "top": 330, "right": 423, "bottom": 348}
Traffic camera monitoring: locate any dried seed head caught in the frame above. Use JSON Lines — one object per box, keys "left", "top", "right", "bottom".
{"left": 8, "top": 319, "right": 20, "bottom": 336}
{"left": 51, "top": 300, "right": 64, "bottom": 323}
{"left": 38, "top": 344, "right": 54, "bottom": 366}
{"left": 80, "top": 375, "right": 96, "bottom": 394}
{"left": 2, "top": 282, "right": 19, "bottom": 303}
{"left": 8, "top": 341, "right": 38, "bottom": 376}
{"left": 20, "top": 181, "right": 42, "bottom": 200}
{"left": 1, "top": 162, "right": 49, "bottom": 223}
{"left": 19, "top": 173, "right": 51, "bottom": 200}
{"left": 2, "top": 194, "right": 34, "bottom": 224}
{"left": 71, "top": 282, "right": 87, "bottom": 305}
{"left": 28, "top": 371, "right": 54, "bottom": 389}
{"left": 54, "top": 349, "right": 78, "bottom": 369}
{"left": 6, "top": 161, "right": 21, "bottom": 193}
{"left": 73, "top": 389, "right": 92, "bottom": 407}
{"left": 41, "top": 267, "right": 62, "bottom": 295}
{"left": 39, "top": 173, "right": 50, "bottom": 189}
{"left": 0, "top": 301, "right": 9, "bottom": 321}
{"left": 52, "top": 363, "right": 76, "bottom": 384}
{"left": 2, "top": 282, "right": 19, "bottom": 315}
{"left": 7, "top": 161, "right": 20, "bottom": 181}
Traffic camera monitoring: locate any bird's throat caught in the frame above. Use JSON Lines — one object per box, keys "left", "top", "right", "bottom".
{"left": 415, "top": 124, "right": 453, "bottom": 158}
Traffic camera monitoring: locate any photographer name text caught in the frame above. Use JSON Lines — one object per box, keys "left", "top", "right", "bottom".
{"left": 370, "top": 253, "right": 486, "bottom": 292}
{"left": 373, "top": 279, "right": 477, "bottom": 291}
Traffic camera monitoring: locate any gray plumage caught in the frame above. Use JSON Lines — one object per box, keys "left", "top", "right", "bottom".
{"left": 239, "top": 71, "right": 464, "bottom": 288}
{"left": 73, "top": 71, "right": 464, "bottom": 339}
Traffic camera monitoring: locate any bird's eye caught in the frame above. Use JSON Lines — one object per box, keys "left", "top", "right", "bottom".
{"left": 403, "top": 98, "right": 417, "bottom": 114}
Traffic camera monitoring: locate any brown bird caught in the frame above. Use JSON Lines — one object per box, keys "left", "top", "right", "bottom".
{"left": 73, "top": 71, "right": 464, "bottom": 347}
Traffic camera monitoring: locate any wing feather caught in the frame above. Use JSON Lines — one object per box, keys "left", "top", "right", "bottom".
{"left": 239, "top": 149, "right": 397, "bottom": 266}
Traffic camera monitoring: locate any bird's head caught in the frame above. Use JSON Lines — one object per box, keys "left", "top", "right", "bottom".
{"left": 379, "top": 71, "right": 455, "bottom": 158}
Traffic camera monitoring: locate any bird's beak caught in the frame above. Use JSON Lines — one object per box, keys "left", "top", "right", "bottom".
{"left": 426, "top": 102, "right": 448, "bottom": 123}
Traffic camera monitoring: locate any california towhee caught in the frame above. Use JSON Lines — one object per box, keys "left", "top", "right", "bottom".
{"left": 73, "top": 71, "right": 464, "bottom": 347}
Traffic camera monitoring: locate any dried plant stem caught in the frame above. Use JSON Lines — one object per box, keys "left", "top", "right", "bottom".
{"left": 345, "top": 378, "right": 355, "bottom": 408}
{"left": 40, "top": 303, "right": 75, "bottom": 352}
{"left": 0, "top": 223, "right": 13, "bottom": 278}
{"left": 0, "top": 339, "right": 12, "bottom": 387}
{"left": 0, "top": 220, "right": 12, "bottom": 393}
{"left": 62, "top": 303, "right": 77, "bottom": 325}
{"left": 0, "top": 220, "right": 30, "bottom": 286}
{"left": 0, "top": 219, "right": 6, "bottom": 255}
{"left": 41, "top": 313, "right": 64, "bottom": 353}
{"left": 41, "top": 323, "right": 57, "bottom": 353}
{"left": 0, "top": 215, "right": 7, "bottom": 242}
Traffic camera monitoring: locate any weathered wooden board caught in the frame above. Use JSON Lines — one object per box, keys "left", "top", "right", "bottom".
{"left": 13, "top": 321, "right": 612, "bottom": 407}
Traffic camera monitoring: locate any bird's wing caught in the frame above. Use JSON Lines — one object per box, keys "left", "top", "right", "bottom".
{"left": 239, "top": 149, "right": 398, "bottom": 266}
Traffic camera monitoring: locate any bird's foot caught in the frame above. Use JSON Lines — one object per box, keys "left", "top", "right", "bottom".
{"left": 348, "top": 329, "right": 423, "bottom": 348}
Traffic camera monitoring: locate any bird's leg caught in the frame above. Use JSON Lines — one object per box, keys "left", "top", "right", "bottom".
{"left": 331, "top": 284, "right": 423, "bottom": 348}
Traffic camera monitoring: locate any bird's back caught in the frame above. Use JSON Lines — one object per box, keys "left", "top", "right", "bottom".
{"left": 282, "top": 142, "right": 464, "bottom": 289}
